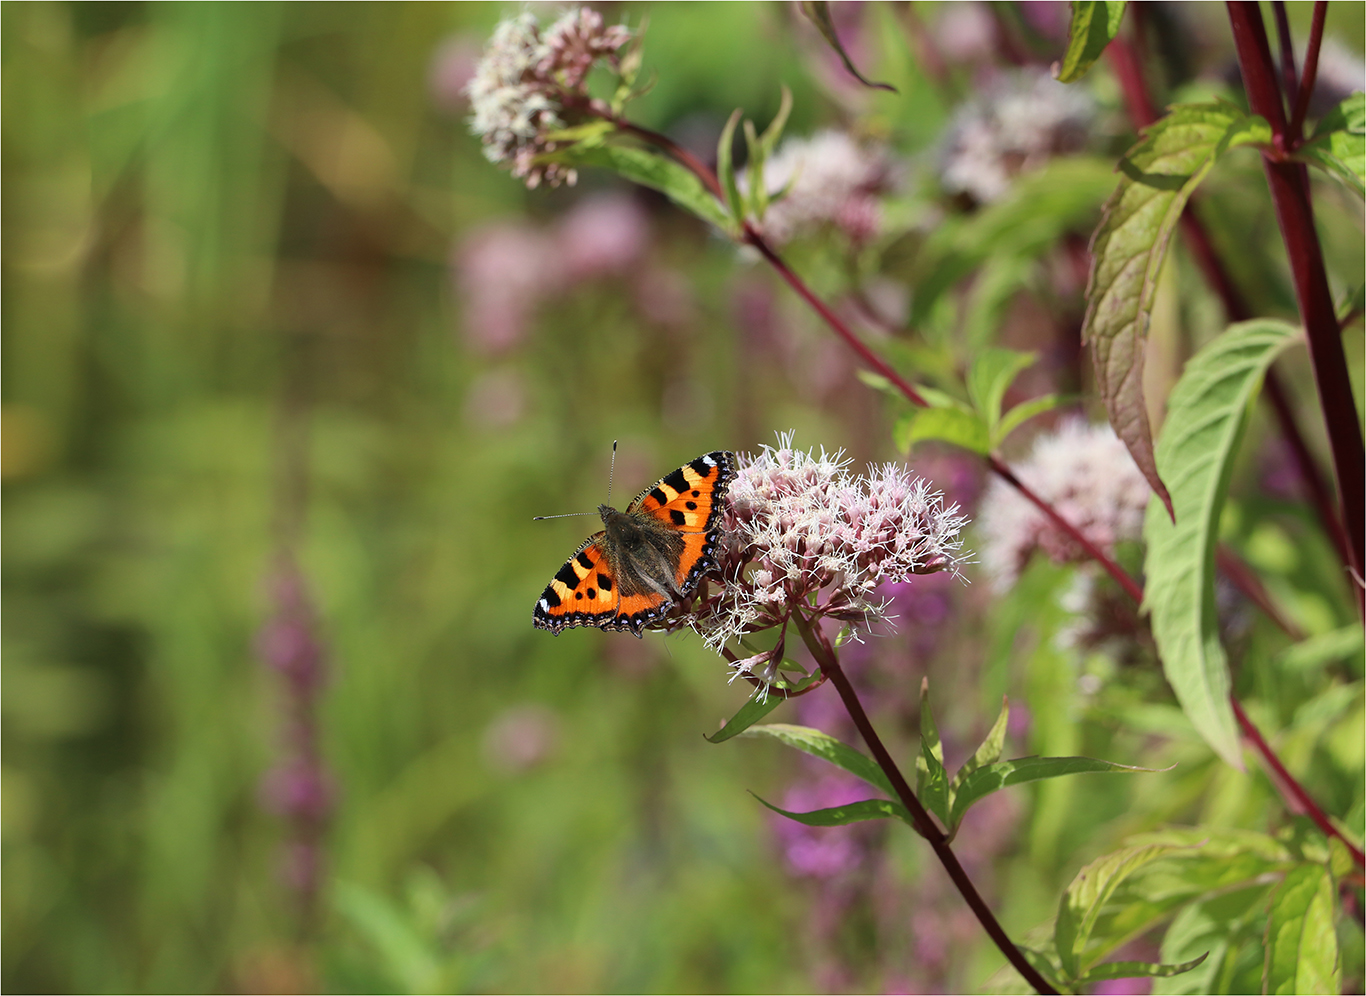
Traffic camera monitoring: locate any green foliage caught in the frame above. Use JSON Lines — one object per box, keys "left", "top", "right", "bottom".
{"left": 1055, "top": 1, "right": 1128, "bottom": 84}
{"left": 1143, "top": 320, "right": 1300, "bottom": 768}
{"left": 1263, "top": 862, "right": 1340, "bottom": 995}
{"left": 1299, "top": 92, "right": 1366, "bottom": 199}
{"left": 1083, "top": 102, "right": 1272, "bottom": 514}
{"left": 797, "top": 1, "right": 897, "bottom": 92}
{"left": 550, "top": 143, "right": 734, "bottom": 232}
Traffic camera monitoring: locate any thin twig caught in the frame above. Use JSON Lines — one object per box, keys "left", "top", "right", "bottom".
{"left": 1289, "top": 2, "right": 1328, "bottom": 141}
{"left": 791, "top": 609, "right": 1059, "bottom": 995}
{"left": 1271, "top": 2, "right": 1300, "bottom": 116}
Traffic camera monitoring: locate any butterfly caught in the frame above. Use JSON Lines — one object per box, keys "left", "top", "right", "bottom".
{"left": 533, "top": 451, "right": 736, "bottom": 637}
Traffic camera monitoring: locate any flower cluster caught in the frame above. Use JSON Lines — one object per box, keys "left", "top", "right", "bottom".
{"left": 978, "top": 419, "right": 1151, "bottom": 588}
{"left": 465, "top": 7, "right": 632, "bottom": 188}
{"left": 744, "top": 130, "right": 896, "bottom": 246}
{"left": 939, "top": 67, "right": 1095, "bottom": 203}
{"left": 686, "top": 434, "right": 968, "bottom": 689}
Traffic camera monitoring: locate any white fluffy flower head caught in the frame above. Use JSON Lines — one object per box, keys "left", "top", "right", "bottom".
{"left": 743, "top": 130, "right": 895, "bottom": 245}
{"left": 465, "top": 7, "right": 632, "bottom": 189}
{"left": 978, "top": 419, "right": 1151, "bottom": 589}
{"left": 687, "top": 433, "right": 968, "bottom": 689}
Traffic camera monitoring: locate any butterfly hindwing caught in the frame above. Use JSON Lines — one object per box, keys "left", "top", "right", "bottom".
{"left": 533, "top": 535, "right": 622, "bottom": 633}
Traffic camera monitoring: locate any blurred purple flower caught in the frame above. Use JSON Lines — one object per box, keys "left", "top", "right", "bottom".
{"left": 934, "top": 2, "right": 997, "bottom": 66}
{"left": 634, "top": 266, "right": 695, "bottom": 328}
{"left": 278, "top": 841, "right": 324, "bottom": 896}
{"left": 772, "top": 773, "right": 881, "bottom": 878}
{"left": 556, "top": 192, "right": 650, "bottom": 283}
{"left": 455, "top": 222, "right": 563, "bottom": 354}
{"left": 482, "top": 704, "right": 561, "bottom": 773}
{"left": 429, "top": 34, "right": 484, "bottom": 113}
{"left": 260, "top": 757, "right": 335, "bottom": 822}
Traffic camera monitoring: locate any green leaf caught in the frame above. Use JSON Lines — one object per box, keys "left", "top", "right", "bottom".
{"left": 968, "top": 348, "right": 1037, "bottom": 430}
{"left": 334, "top": 880, "right": 441, "bottom": 994}
{"left": 1278, "top": 624, "right": 1365, "bottom": 673}
{"left": 758, "top": 84, "right": 793, "bottom": 157}
{"left": 1143, "top": 319, "right": 1299, "bottom": 769}
{"left": 551, "top": 143, "right": 732, "bottom": 232}
{"left": 995, "top": 393, "right": 1068, "bottom": 446}
{"left": 916, "top": 681, "right": 949, "bottom": 827}
{"left": 896, "top": 407, "right": 990, "bottom": 455}
{"left": 1079, "top": 953, "right": 1209, "bottom": 985}
{"left": 797, "top": 1, "right": 897, "bottom": 92}
{"left": 1055, "top": 1, "right": 1127, "bottom": 83}
{"left": 1083, "top": 103, "right": 1272, "bottom": 515}
{"left": 950, "top": 696, "right": 1010, "bottom": 801}
{"left": 1153, "top": 883, "right": 1277, "bottom": 995}
{"left": 962, "top": 253, "right": 1036, "bottom": 348}
{"left": 1300, "top": 92, "right": 1365, "bottom": 197}
{"left": 950, "top": 755, "right": 1156, "bottom": 831}
{"left": 706, "top": 691, "right": 786, "bottom": 743}
{"left": 752, "top": 793, "right": 912, "bottom": 827}
{"left": 739, "top": 724, "right": 897, "bottom": 799}
{"left": 1263, "top": 862, "right": 1340, "bottom": 995}
{"left": 1055, "top": 842, "right": 1189, "bottom": 980}
{"left": 717, "top": 108, "right": 744, "bottom": 223}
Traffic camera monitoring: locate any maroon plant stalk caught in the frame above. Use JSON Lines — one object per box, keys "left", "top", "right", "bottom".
{"left": 1226, "top": 1, "right": 1366, "bottom": 587}
{"left": 1232, "top": 697, "right": 1366, "bottom": 866}
{"left": 790, "top": 609, "right": 1060, "bottom": 995}
{"left": 1106, "top": 32, "right": 1357, "bottom": 591}
{"left": 606, "top": 91, "right": 1365, "bottom": 870}
{"left": 1289, "top": 2, "right": 1329, "bottom": 141}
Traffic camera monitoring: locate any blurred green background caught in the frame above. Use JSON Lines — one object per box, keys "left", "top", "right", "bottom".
{"left": 3, "top": 2, "right": 1362, "bottom": 994}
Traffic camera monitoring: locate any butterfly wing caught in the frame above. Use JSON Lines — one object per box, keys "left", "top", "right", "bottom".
{"left": 625, "top": 450, "right": 736, "bottom": 599}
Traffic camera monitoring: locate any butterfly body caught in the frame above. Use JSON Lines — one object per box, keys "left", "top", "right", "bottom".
{"left": 534, "top": 451, "right": 736, "bottom": 637}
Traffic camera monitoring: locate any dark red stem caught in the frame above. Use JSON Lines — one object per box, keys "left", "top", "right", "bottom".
{"left": 1227, "top": 0, "right": 1366, "bottom": 599}
{"left": 793, "top": 610, "right": 1058, "bottom": 994}
{"left": 1270, "top": 2, "right": 1300, "bottom": 122}
{"left": 1289, "top": 2, "right": 1329, "bottom": 141}
{"left": 1232, "top": 696, "right": 1366, "bottom": 866}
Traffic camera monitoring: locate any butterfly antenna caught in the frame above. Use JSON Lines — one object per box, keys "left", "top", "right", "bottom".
{"left": 532, "top": 511, "right": 599, "bottom": 521}
{"left": 605, "top": 439, "right": 618, "bottom": 506}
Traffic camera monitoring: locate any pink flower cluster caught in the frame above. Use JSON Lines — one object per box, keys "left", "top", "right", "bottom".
{"left": 978, "top": 419, "right": 1151, "bottom": 588}
{"left": 464, "top": 8, "right": 632, "bottom": 188}
{"left": 687, "top": 433, "right": 968, "bottom": 689}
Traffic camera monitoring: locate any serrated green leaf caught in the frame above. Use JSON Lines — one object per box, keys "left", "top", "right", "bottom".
{"left": 717, "top": 108, "right": 744, "bottom": 222}
{"left": 549, "top": 143, "right": 732, "bottom": 231}
{"left": 1264, "top": 862, "right": 1340, "bottom": 995}
{"left": 1143, "top": 319, "right": 1299, "bottom": 769}
{"left": 1079, "top": 953, "right": 1208, "bottom": 985}
{"left": 1056, "top": 842, "right": 1188, "bottom": 980}
{"left": 1304, "top": 92, "right": 1365, "bottom": 196}
{"left": 916, "top": 682, "right": 949, "bottom": 827}
{"left": 898, "top": 407, "right": 991, "bottom": 455}
{"left": 751, "top": 793, "right": 912, "bottom": 827}
{"left": 739, "top": 724, "right": 897, "bottom": 799}
{"left": 950, "top": 755, "right": 1155, "bottom": 830}
{"left": 1055, "top": 1, "right": 1127, "bottom": 83}
{"left": 968, "top": 348, "right": 1037, "bottom": 429}
{"left": 1083, "top": 103, "right": 1272, "bottom": 515}
{"left": 797, "top": 1, "right": 897, "bottom": 92}
{"left": 948, "top": 696, "right": 1009, "bottom": 805}
{"left": 995, "top": 393, "right": 1068, "bottom": 446}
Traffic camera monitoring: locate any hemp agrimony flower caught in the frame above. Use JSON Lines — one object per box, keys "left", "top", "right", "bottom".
{"left": 684, "top": 434, "right": 968, "bottom": 693}
{"left": 465, "top": 7, "right": 633, "bottom": 188}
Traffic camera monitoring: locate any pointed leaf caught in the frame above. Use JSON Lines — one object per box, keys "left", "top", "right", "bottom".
{"left": 759, "top": 85, "right": 793, "bottom": 156}
{"left": 1055, "top": 1, "right": 1128, "bottom": 83}
{"left": 1079, "top": 953, "right": 1209, "bottom": 985}
{"left": 949, "top": 697, "right": 1009, "bottom": 801}
{"left": 967, "top": 348, "right": 1037, "bottom": 429}
{"left": 752, "top": 794, "right": 912, "bottom": 827}
{"left": 740, "top": 724, "right": 896, "bottom": 798}
{"left": 798, "top": 1, "right": 897, "bottom": 92}
{"left": 1263, "top": 862, "right": 1340, "bottom": 995}
{"left": 1143, "top": 319, "right": 1299, "bottom": 769}
{"left": 1055, "top": 842, "right": 1189, "bottom": 980}
{"left": 1300, "top": 92, "right": 1365, "bottom": 197}
{"left": 916, "top": 681, "right": 950, "bottom": 826}
{"left": 717, "top": 108, "right": 744, "bottom": 222}
{"left": 1083, "top": 103, "right": 1272, "bottom": 514}
{"left": 550, "top": 143, "right": 732, "bottom": 231}
{"left": 995, "top": 393, "right": 1068, "bottom": 446}
{"left": 950, "top": 755, "right": 1157, "bottom": 830}
{"left": 706, "top": 691, "right": 785, "bottom": 743}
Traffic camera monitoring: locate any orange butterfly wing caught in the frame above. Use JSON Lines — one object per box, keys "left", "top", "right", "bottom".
{"left": 624, "top": 451, "right": 735, "bottom": 598}
{"left": 533, "top": 451, "right": 735, "bottom": 637}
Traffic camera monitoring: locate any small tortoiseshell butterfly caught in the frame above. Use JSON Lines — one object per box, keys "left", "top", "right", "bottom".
{"left": 533, "top": 451, "right": 736, "bottom": 637}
